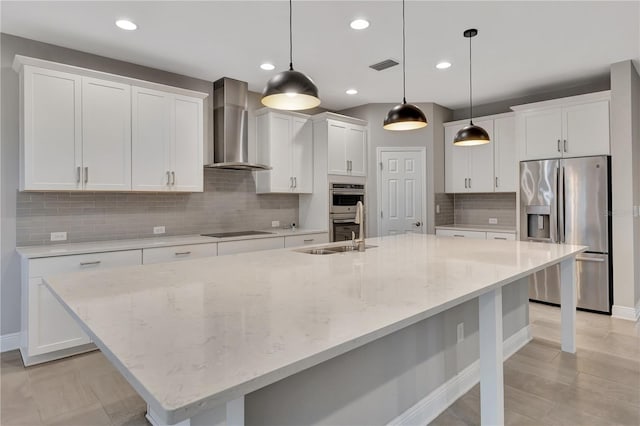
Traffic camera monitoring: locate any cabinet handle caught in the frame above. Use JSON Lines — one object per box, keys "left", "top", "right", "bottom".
{"left": 174, "top": 251, "right": 191, "bottom": 256}
{"left": 346, "top": 160, "right": 349, "bottom": 172}
{"left": 84, "top": 167, "right": 88, "bottom": 183}
{"left": 464, "top": 178, "right": 467, "bottom": 189}
{"left": 167, "top": 171, "right": 171, "bottom": 185}
{"left": 495, "top": 177, "right": 499, "bottom": 188}
{"left": 290, "top": 177, "right": 293, "bottom": 188}
{"left": 564, "top": 139, "right": 568, "bottom": 152}
{"left": 494, "top": 237, "right": 507, "bottom": 240}
{"left": 76, "top": 166, "right": 81, "bottom": 183}
{"left": 171, "top": 171, "right": 176, "bottom": 185}
{"left": 557, "top": 139, "right": 561, "bottom": 152}
{"left": 294, "top": 177, "right": 297, "bottom": 188}
{"left": 303, "top": 239, "right": 314, "bottom": 242}
{"left": 469, "top": 178, "right": 472, "bottom": 188}
{"left": 80, "top": 260, "right": 101, "bottom": 266}
{"left": 453, "top": 234, "right": 465, "bottom": 237}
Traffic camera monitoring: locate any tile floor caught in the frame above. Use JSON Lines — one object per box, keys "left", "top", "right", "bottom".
{"left": 1, "top": 303, "right": 638, "bottom": 425}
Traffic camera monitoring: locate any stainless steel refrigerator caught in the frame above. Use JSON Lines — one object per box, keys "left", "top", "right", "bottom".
{"left": 520, "top": 156, "right": 612, "bottom": 314}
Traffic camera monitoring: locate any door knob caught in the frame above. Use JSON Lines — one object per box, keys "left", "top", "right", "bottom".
{"left": 414, "top": 221, "right": 421, "bottom": 227}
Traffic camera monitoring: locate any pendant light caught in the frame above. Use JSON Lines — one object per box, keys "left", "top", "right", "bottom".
{"left": 261, "top": 0, "right": 320, "bottom": 110}
{"left": 383, "top": 0, "right": 427, "bottom": 131}
{"left": 453, "top": 29, "right": 490, "bottom": 146}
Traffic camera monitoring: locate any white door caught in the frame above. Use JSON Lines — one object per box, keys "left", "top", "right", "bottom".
{"left": 346, "top": 125, "right": 367, "bottom": 176}
{"left": 493, "top": 116, "right": 517, "bottom": 192}
{"left": 82, "top": 77, "right": 131, "bottom": 191}
{"left": 379, "top": 149, "right": 424, "bottom": 236}
{"left": 562, "top": 100, "right": 610, "bottom": 157}
{"left": 172, "top": 95, "right": 203, "bottom": 191}
{"left": 22, "top": 66, "right": 82, "bottom": 190}
{"left": 291, "top": 116, "right": 313, "bottom": 193}
{"left": 467, "top": 119, "right": 495, "bottom": 193}
{"left": 131, "top": 86, "right": 172, "bottom": 191}
{"left": 327, "top": 121, "right": 347, "bottom": 175}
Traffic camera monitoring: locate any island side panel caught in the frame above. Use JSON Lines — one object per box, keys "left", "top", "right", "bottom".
{"left": 244, "top": 278, "right": 529, "bottom": 426}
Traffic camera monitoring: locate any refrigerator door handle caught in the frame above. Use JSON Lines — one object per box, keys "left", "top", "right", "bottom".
{"left": 576, "top": 256, "right": 606, "bottom": 263}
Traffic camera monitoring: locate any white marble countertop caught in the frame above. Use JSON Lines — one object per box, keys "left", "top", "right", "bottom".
{"left": 435, "top": 224, "right": 517, "bottom": 234}
{"left": 44, "top": 234, "right": 585, "bottom": 424}
{"left": 16, "top": 228, "right": 328, "bottom": 259}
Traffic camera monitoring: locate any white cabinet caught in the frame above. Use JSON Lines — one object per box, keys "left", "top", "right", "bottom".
{"left": 493, "top": 116, "right": 517, "bottom": 192}
{"left": 444, "top": 119, "right": 494, "bottom": 193}
{"left": 513, "top": 92, "right": 610, "bottom": 161}
{"left": 132, "top": 87, "right": 204, "bottom": 192}
{"left": 256, "top": 110, "right": 312, "bottom": 194}
{"left": 21, "top": 250, "right": 142, "bottom": 365}
{"left": 143, "top": 243, "right": 217, "bottom": 264}
{"left": 14, "top": 55, "right": 207, "bottom": 193}
{"left": 486, "top": 232, "right": 516, "bottom": 241}
{"left": 327, "top": 119, "right": 367, "bottom": 176}
{"left": 218, "top": 237, "right": 284, "bottom": 256}
{"left": 435, "top": 229, "right": 487, "bottom": 239}
{"left": 284, "top": 232, "right": 329, "bottom": 248}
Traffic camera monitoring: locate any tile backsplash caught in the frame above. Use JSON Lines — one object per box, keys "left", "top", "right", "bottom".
{"left": 16, "top": 169, "right": 299, "bottom": 246}
{"left": 453, "top": 193, "right": 517, "bottom": 227}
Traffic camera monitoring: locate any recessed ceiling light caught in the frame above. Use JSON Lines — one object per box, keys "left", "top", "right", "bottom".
{"left": 115, "top": 19, "right": 137, "bottom": 31}
{"left": 346, "top": 89, "right": 358, "bottom": 95}
{"left": 350, "top": 19, "right": 370, "bottom": 30}
{"left": 436, "top": 61, "right": 452, "bottom": 70}
{"left": 260, "top": 63, "right": 275, "bottom": 71}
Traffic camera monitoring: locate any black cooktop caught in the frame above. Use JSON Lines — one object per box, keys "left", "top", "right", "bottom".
{"left": 201, "top": 230, "right": 275, "bottom": 238}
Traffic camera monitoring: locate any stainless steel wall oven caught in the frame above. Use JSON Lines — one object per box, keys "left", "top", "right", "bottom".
{"left": 330, "top": 183, "right": 365, "bottom": 242}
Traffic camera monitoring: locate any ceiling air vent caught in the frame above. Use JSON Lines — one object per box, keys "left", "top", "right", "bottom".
{"left": 369, "top": 59, "right": 399, "bottom": 71}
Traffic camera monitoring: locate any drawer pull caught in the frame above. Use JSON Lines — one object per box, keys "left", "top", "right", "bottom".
{"left": 174, "top": 251, "right": 192, "bottom": 256}
{"left": 453, "top": 234, "right": 465, "bottom": 237}
{"left": 79, "top": 261, "right": 101, "bottom": 266}
{"left": 303, "top": 239, "right": 314, "bottom": 242}
{"left": 494, "top": 237, "right": 507, "bottom": 240}
{"left": 576, "top": 256, "right": 605, "bottom": 263}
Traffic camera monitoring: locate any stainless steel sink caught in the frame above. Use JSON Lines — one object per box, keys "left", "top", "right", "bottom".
{"left": 325, "top": 244, "right": 377, "bottom": 252}
{"left": 297, "top": 248, "right": 338, "bottom": 255}
{"left": 296, "top": 244, "right": 377, "bottom": 255}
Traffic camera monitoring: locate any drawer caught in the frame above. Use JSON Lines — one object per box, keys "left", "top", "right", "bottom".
{"left": 284, "top": 233, "right": 329, "bottom": 248}
{"left": 218, "top": 237, "right": 284, "bottom": 256}
{"left": 435, "top": 229, "right": 486, "bottom": 239}
{"left": 486, "top": 232, "right": 516, "bottom": 241}
{"left": 143, "top": 243, "right": 218, "bottom": 264}
{"left": 29, "top": 250, "right": 142, "bottom": 278}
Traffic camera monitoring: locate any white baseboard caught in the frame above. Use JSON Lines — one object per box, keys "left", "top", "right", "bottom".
{"left": 388, "top": 326, "right": 531, "bottom": 426}
{"left": 612, "top": 302, "right": 640, "bottom": 322}
{"left": 0, "top": 332, "right": 21, "bottom": 352}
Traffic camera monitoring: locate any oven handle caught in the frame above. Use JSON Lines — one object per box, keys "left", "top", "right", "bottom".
{"left": 332, "top": 219, "right": 357, "bottom": 224}
{"left": 331, "top": 190, "right": 365, "bottom": 196}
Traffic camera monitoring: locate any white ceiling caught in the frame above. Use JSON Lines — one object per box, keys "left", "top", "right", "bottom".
{"left": 2, "top": 1, "right": 639, "bottom": 111}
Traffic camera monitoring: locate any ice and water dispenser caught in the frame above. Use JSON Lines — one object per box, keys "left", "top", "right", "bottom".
{"left": 525, "top": 205, "right": 551, "bottom": 241}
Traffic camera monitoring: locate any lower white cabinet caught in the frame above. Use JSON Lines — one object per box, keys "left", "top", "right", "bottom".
{"left": 284, "top": 232, "right": 329, "bottom": 248}
{"left": 21, "top": 250, "right": 141, "bottom": 365}
{"left": 435, "top": 229, "right": 487, "bottom": 239}
{"left": 143, "top": 243, "right": 218, "bottom": 264}
{"left": 486, "top": 232, "right": 516, "bottom": 241}
{"left": 218, "top": 237, "right": 284, "bottom": 256}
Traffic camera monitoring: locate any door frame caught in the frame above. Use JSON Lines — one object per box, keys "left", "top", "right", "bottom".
{"left": 376, "top": 146, "right": 428, "bottom": 237}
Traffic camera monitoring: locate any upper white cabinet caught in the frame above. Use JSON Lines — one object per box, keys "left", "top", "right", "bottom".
{"left": 255, "top": 109, "right": 312, "bottom": 194}
{"left": 14, "top": 55, "right": 207, "bottom": 192}
{"left": 327, "top": 119, "right": 367, "bottom": 176}
{"left": 512, "top": 91, "right": 610, "bottom": 160}
{"left": 132, "top": 87, "right": 203, "bottom": 192}
{"left": 444, "top": 119, "right": 495, "bottom": 193}
{"left": 493, "top": 116, "right": 517, "bottom": 192}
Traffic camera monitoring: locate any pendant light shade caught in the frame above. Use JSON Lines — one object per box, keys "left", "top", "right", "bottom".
{"left": 454, "top": 28, "right": 490, "bottom": 146}
{"left": 383, "top": 0, "right": 427, "bottom": 131}
{"left": 261, "top": 0, "right": 320, "bottom": 110}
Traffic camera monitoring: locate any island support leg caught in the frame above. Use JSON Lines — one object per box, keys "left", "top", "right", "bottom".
{"left": 560, "top": 257, "right": 577, "bottom": 353}
{"left": 479, "top": 287, "right": 504, "bottom": 426}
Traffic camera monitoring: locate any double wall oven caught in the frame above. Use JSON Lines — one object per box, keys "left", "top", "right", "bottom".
{"left": 330, "top": 183, "right": 365, "bottom": 242}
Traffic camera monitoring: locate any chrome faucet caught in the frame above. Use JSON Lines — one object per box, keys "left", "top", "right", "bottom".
{"left": 354, "top": 201, "right": 365, "bottom": 252}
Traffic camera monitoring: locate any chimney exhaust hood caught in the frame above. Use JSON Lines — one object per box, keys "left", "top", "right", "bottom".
{"left": 205, "top": 77, "right": 271, "bottom": 170}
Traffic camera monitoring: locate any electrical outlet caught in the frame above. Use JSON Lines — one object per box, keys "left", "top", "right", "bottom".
{"left": 488, "top": 218, "right": 498, "bottom": 225}
{"left": 50, "top": 232, "right": 67, "bottom": 241}
{"left": 457, "top": 323, "right": 464, "bottom": 343}
{"left": 271, "top": 220, "right": 280, "bottom": 228}
{"left": 436, "top": 204, "right": 440, "bottom": 214}
{"left": 153, "top": 226, "right": 166, "bottom": 235}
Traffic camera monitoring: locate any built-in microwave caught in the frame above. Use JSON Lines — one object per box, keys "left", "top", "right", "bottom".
{"left": 330, "top": 183, "right": 365, "bottom": 214}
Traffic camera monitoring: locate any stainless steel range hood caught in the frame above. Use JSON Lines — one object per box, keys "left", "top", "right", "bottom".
{"left": 205, "top": 77, "right": 271, "bottom": 170}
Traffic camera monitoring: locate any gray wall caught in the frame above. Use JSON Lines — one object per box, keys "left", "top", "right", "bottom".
{"left": 610, "top": 60, "right": 640, "bottom": 312}
{"left": 0, "top": 34, "right": 299, "bottom": 335}
{"left": 246, "top": 278, "right": 529, "bottom": 425}
{"left": 338, "top": 103, "right": 452, "bottom": 237}
{"left": 453, "top": 193, "right": 517, "bottom": 228}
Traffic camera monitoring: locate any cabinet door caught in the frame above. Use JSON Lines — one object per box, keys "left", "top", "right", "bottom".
{"left": 131, "top": 87, "right": 172, "bottom": 191}
{"left": 562, "top": 100, "right": 610, "bottom": 157}
{"left": 269, "top": 113, "right": 295, "bottom": 192}
{"left": 291, "top": 117, "right": 313, "bottom": 193}
{"left": 520, "top": 108, "right": 562, "bottom": 160}
{"left": 493, "top": 116, "right": 517, "bottom": 192}
{"left": 284, "top": 233, "right": 329, "bottom": 248}
{"left": 444, "top": 124, "right": 468, "bottom": 193}
{"left": 327, "top": 121, "right": 348, "bottom": 175}
{"left": 143, "top": 243, "right": 217, "bottom": 264}
{"left": 22, "top": 66, "right": 82, "bottom": 190}
{"left": 467, "top": 119, "right": 495, "bottom": 193}
{"left": 435, "top": 229, "right": 486, "bottom": 239}
{"left": 172, "top": 95, "right": 204, "bottom": 191}
{"left": 218, "top": 237, "right": 284, "bottom": 256}
{"left": 82, "top": 77, "right": 131, "bottom": 191}
{"left": 345, "top": 125, "right": 367, "bottom": 176}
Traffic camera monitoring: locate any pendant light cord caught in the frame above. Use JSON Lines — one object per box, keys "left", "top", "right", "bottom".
{"left": 402, "top": 0, "right": 406, "bottom": 104}
{"left": 468, "top": 32, "right": 473, "bottom": 125}
{"left": 289, "top": 0, "right": 293, "bottom": 71}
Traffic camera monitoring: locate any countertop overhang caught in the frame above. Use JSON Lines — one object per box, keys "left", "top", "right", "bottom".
{"left": 43, "top": 234, "right": 586, "bottom": 424}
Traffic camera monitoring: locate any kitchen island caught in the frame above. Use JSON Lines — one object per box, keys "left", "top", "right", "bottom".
{"left": 44, "top": 233, "right": 585, "bottom": 426}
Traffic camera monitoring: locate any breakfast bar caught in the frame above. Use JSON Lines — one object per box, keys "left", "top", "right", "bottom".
{"left": 44, "top": 234, "right": 585, "bottom": 425}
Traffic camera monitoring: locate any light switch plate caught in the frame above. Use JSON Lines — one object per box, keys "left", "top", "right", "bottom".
{"left": 153, "top": 226, "right": 166, "bottom": 234}
{"left": 50, "top": 232, "right": 67, "bottom": 241}
{"left": 271, "top": 221, "right": 280, "bottom": 228}
{"left": 436, "top": 204, "right": 440, "bottom": 214}
{"left": 489, "top": 218, "right": 498, "bottom": 225}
